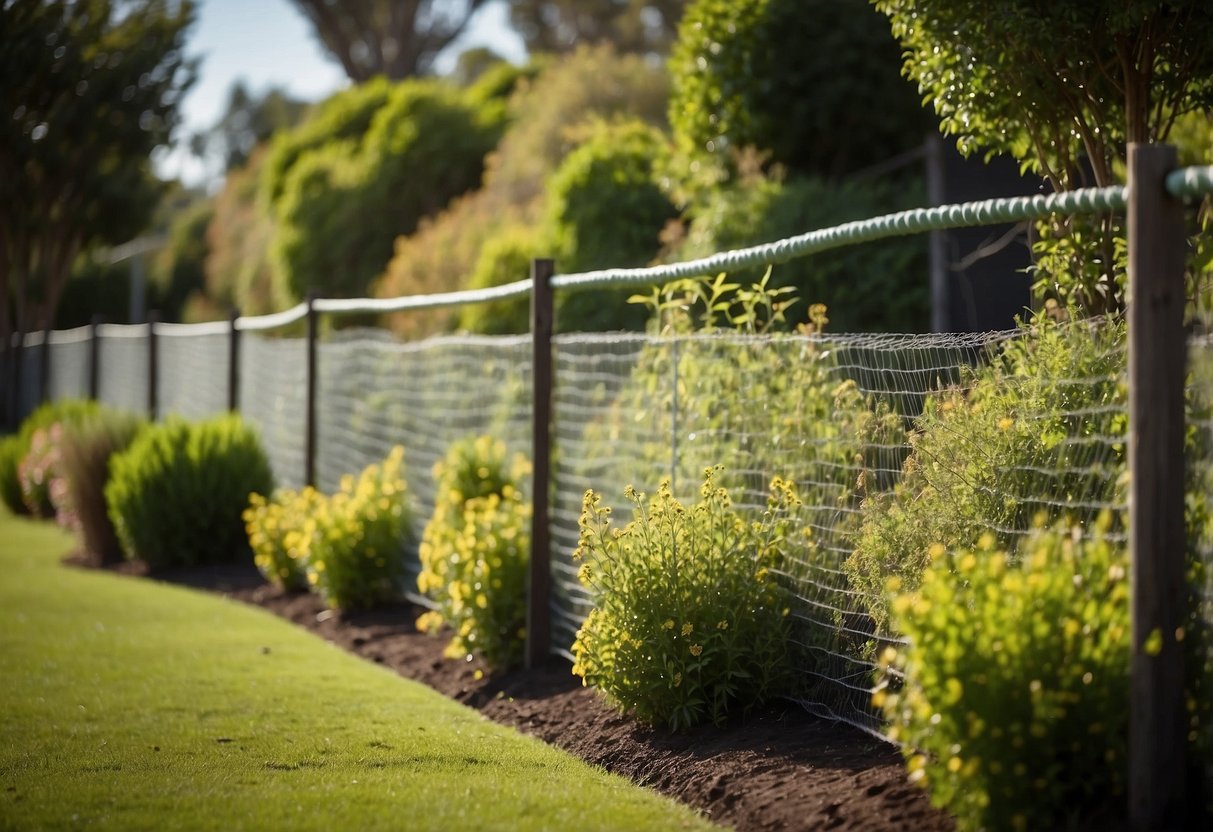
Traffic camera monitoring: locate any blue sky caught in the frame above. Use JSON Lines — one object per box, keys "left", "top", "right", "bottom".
{"left": 156, "top": 0, "right": 525, "bottom": 185}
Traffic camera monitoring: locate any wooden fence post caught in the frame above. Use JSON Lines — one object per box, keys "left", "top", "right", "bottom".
{"left": 1127, "top": 142, "right": 1188, "bottom": 830}
{"left": 147, "top": 311, "right": 159, "bottom": 421}
{"left": 88, "top": 314, "right": 102, "bottom": 401}
{"left": 228, "top": 308, "right": 241, "bottom": 413}
{"left": 305, "top": 293, "right": 319, "bottom": 489}
{"left": 40, "top": 325, "right": 52, "bottom": 406}
{"left": 527, "top": 258, "right": 555, "bottom": 670}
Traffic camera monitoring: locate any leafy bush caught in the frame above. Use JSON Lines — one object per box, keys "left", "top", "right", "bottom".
{"left": 456, "top": 224, "right": 542, "bottom": 335}
{"left": 305, "top": 446, "right": 411, "bottom": 611}
{"left": 18, "top": 424, "right": 65, "bottom": 520}
{"left": 665, "top": 169, "right": 929, "bottom": 333}
{"left": 571, "top": 468, "right": 796, "bottom": 730}
{"left": 271, "top": 78, "right": 504, "bottom": 303}
{"left": 545, "top": 119, "right": 678, "bottom": 332}
{"left": 668, "top": 0, "right": 931, "bottom": 186}
{"left": 416, "top": 436, "right": 531, "bottom": 668}
{"left": 57, "top": 409, "right": 146, "bottom": 566}
{"left": 877, "top": 520, "right": 1135, "bottom": 830}
{"left": 0, "top": 435, "right": 24, "bottom": 516}
{"left": 243, "top": 486, "right": 323, "bottom": 591}
{"left": 847, "top": 316, "right": 1128, "bottom": 638}
{"left": 106, "top": 415, "right": 274, "bottom": 569}
{"left": 4, "top": 399, "right": 100, "bottom": 516}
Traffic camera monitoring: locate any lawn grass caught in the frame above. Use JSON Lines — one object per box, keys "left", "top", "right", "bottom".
{"left": 0, "top": 514, "right": 718, "bottom": 831}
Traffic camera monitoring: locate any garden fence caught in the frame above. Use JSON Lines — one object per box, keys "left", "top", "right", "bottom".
{"left": 5, "top": 144, "right": 1212, "bottom": 829}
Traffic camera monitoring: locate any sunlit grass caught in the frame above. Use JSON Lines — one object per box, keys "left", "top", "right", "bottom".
{"left": 0, "top": 514, "right": 718, "bottom": 831}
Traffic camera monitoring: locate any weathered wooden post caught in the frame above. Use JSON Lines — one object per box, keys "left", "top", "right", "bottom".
{"left": 305, "top": 293, "right": 319, "bottom": 489}
{"left": 228, "top": 308, "right": 241, "bottom": 413}
{"left": 88, "top": 314, "right": 102, "bottom": 401}
{"left": 1127, "top": 142, "right": 1188, "bottom": 830}
{"left": 526, "top": 258, "right": 555, "bottom": 670}
{"left": 147, "top": 311, "right": 159, "bottom": 421}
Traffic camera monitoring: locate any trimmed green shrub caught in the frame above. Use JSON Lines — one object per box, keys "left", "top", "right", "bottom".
{"left": 57, "top": 409, "right": 146, "bottom": 566}
{"left": 847, "top": 316, "right": 1128, "bottom": 639}
{"left": 877, "top": 520, "right": 1134, "bottom": 830}
{"left": 545, "top": 119, "right": 678, "bottom": 333}
{"left": 457, "top": 225, "right": 541, "bottom": 335}
{"left": 571, "top": 468, "right": 796, "bottom": 730}
{"left": 305, "top": 446, "right": 411, "bottom": 611}
{"left": 667, "top": 171, "right": 929, "bottom": 333}
{"left": 0, "top": 435, "right": 23, "bottom": 516}
{"left": 106, "top": 415, "right": 274, "bottom": 569}
{"left": 668, "top": 0, "right": 931, "bottom": 185}
{"left": 1, "top": 399, "right": 100, "bottom": 516}
{"left": 243, "top": 486, "right": 323, "bottom": 591}
{"left": 416, "top": 436, "right": 532, "bottom": 668}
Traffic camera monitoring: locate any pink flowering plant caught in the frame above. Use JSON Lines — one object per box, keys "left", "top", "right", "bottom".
{"left": 571, "top": 466, "right": 796, "bottom": 730}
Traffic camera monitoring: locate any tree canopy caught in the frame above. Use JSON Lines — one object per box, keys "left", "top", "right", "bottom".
{"left": 874, "top": 0, "right": 1213, "bottom": 191}
{"left": 288, "top": 0, "right": 489, "bottom": 80}
{"left": 0, "top": 0, "right": 196, "bottom": 346}
{"left": 508, "top": 0, "right": 685, "bottom": 54}
{"left": 190, "top": 82, "right": 309, "bottom": 176}
{"left": 668, "top": 0, "right": 932, "bottom": 185}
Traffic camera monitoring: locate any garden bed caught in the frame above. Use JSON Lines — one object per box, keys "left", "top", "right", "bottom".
{"left": 112, "top": 557, "right": 955, "bottom": 832}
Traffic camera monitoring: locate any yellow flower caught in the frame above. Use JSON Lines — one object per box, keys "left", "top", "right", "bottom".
{"left": 689, "top": 644, "right": 703, "bottom": 656}
{"left": 663, "top": 619, "right": 675, "bottom": 630}
{"left": 681, "top": 623, "right": 693, "bottom": 637}
{"left": 716, "top": 620, "right": 729, "bottom": 631}
{"left": 672, "top": 672, "right": 682, "bottom": 688}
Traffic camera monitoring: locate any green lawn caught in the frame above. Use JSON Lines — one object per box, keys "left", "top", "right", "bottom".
{"left": 0, "top": 514, "right": 717, "bottom": 831}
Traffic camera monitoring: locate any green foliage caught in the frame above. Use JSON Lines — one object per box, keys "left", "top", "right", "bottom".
{"left": 545, "top": 120, "right": 678, "bottom": 332}
{"left": 374, "top": 44, "right": 668, "bottom": 339}
{"left": 668, "top": 168, "right": 929, "bottom": 332}
{"left": 0, "top": 0, "right": 195, "bottom": 337}
{"left": 457, "top": 225, "right": 541, "bottom": 335}
{"left": 878, "top": 521, "right": 1136, "bottom": 830}
{"left": 571, "top": 468, "right": 794, "bottom": 730}
{"left": 304, "top": 446, "right": 411, "bottom": 611}
{"left": 271, "top": 79, "right": 504, "bottom": 303}
{"left": 243, "top": 486, "right": 323, "bottom": 591}
{"left": 204, "top": 146, "right": 283, "bottom": 317}
{"left": 508, "top": 0, "right": 685, "bottom": 55}
{"left": 106, "top": 415, "right": 274, "bottom": 569}
{"left": 668, "top": 0, "right": 930, "bottom": 186}
{"left": 847, "top": 316, "right": 1128, "bottom": 638}
{"left": 416, "top": 437, "right": 532, "bottom": 668}
{"left": 57, "top": 408, "right": 147, "bottom": 566}
{"left": 2, "top": 399, "right": 101, "bottom": 516}
{"left": 0, "top": 436, "right": 24, "bottom": 516}
{"left": 150, "top": 197, "right": 215, "bottom": 321}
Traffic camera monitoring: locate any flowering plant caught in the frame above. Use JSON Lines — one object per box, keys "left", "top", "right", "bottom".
{"left": 572, "top": 466, "right": 795, "bottom": 729}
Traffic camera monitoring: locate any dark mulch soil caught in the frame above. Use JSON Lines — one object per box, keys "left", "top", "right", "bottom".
{"left": 93, "top": 557, "right": 956, "bottom": 832}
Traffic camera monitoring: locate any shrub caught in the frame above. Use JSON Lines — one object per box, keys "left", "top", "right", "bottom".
{"left": 668, "top": 0, "right": 931, "bottom": 185}
{"left": 243, "top": 486, "right": 323, "bottom": 591}
{"left": 457, "top": 224, "right": 542, "bottom": 335}
{"left": 106, "top": 414, "right": 274, "bottom": 569}
{"left": 18, "top": 424, "right": 66, "bottom": 520}
{"left": 1, "top": 399, "right": 100, "bottom": 516}
{"left": 545, "top": 119, "right": 678, "bottom": 332}
{"left": 305, "top": 446, "right": 411, "bottom": 611}
{"left": 416, "top": 436, "right": 531, "bottom": 668}
{"left": 877, "top": 521, "right": 1135, "bottom": 830}
{"left": 57, "top": 409, "right": 146, "bottom": 566}
{"left": 847, "top": 316, "right": 1128, "bottom": 639}
{"left": 0, "top": 435, "right": 24, "bottom": 516}
{"left": 571, "top": 468, "right": 796, "bottom": 730}
{"left": 665, "top": 170, "right": 929, "bottom": 333}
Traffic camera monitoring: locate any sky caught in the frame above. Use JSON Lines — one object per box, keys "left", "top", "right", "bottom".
{"left": 155, "top": 0, "right": 526, "bottom": 186}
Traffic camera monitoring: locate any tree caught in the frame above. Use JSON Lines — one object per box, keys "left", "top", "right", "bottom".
{"left": 0, "top": 0, "right": 196, "bottom": 344}
{"left": 875, "top": 0, "right": 1213, "bottom": 312}
{"left": 288, "top": 0, "right": 489, "bottom": 81}
{"left": 271, "top": 79, "right": 505, "bottom": 302}
{"left": 668, "top": 0, "right": 933, "bottom": 186}
{"left": 508, "top": 0, "right": 685, "bottom": 54}
{"left": 875, "top": 0, "right": 1213, "bottom": 191}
